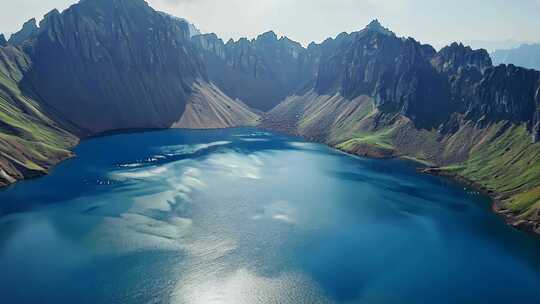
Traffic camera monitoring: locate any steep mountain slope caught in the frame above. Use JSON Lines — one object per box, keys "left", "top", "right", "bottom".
{"left": 0, "top": 0, "right": 258, "bottom": 186}
{"left": 262, "top": 22, "right": 540, "bottom": 233}
{"left": 0, "top": 35, "right": 7, "bottom": 47}
{"left": 21, "top": 0, "right": 207, "bottom": 135}
{"left": 8, "top": 19, "right": 39, "bottom": 46}
{"left": 158, "top": 13, "right": 202, "bottom": 38}
{"left": 492, "top": 43, "right": 540, "bottom": 70}
{"left": 191, "top": 31, "right": 316, "bottom": 111}
{"left": 0, "top": 45, "right": 77, "bottom": 187}
{"left": 173, "top": 82, "right": 259, "bottom": 129}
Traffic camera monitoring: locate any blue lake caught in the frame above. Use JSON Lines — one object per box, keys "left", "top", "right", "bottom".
{"left": 1, "top": 128, "right": 539, "bottom": 304}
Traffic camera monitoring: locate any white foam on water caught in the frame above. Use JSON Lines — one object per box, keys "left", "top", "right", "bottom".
{"left": 234, "top": 131, "right": 272, "bottom": 138}
{"left": 207, "top": 152, "right": 264, "bottom": 180}
{"left": 160, "top": 141, "right": 232, "bottom": 157}
{"left": 110, "top": 166, "right": 168, "bottom": 180}
{"left": 251, "top": 200, "right": 297, "bottom": 225}
{"left": 272, "top": 214, "right": 294, "bottom": 223}
{"left": 288, "top": 141, "right": 318, "bottom": 149}
{"left": 239, "top": 138, "right": 270, "bottom": 142}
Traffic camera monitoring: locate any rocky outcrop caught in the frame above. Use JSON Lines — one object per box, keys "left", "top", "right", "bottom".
{"left": 315, "top": 28, "right": 452, "bottom": 128}
{"left": 432, "top": 42, "right": 492, "bottom": 74}
{"left": 534, "top": 86, "right": 540, "bottom": 143}
{"left": 21, "top": 0, "right": 209, "bottom": 135}
{"left": 363, "top": 19, "right": 395, "bottom": 36}
{"left": 431, "top": 44, "right": 540, "bottom": 138}
{"left": 0, "top": 35, "right": 7, "bottom": 47}
{"left": 309, "top": 26, "right": 540, "bottom": 133}
{"left": 462, "top": 65, "right": 540, "bottom": 127}
{"left": 192, "top": 31, "right": 316, "bottom": 111}
{"left": 8, "top": 18, "right": 39, "bottom": 46}
{"left": 159, "top": 13, "right": 202, "bottom": 38}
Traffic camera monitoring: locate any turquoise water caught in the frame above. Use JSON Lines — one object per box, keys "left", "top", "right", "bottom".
{"left": 0, "top": 128, "right": 539, "bottom": 304}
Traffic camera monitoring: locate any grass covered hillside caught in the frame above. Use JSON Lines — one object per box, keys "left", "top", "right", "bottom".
{"left": 0, "top": 45, "right": 77, "bottom": 187}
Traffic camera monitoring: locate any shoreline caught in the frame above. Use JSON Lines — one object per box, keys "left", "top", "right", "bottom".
{"left": 333, "top": 142, "right": 540, "bottom": 236}
{"left": 419, "top": 167, "right": 539, "bottom": 235}
{"left": 0, "top": 152, "right": 76, "bottom": 190}
{"left": 275, "top": 124, "right": 540, "bottom": 236}
{"left": 0, "top": 126, "right": 252, "bottom": 190}
{"left": 258, "top": 126, "right": 540, "bottom": 236}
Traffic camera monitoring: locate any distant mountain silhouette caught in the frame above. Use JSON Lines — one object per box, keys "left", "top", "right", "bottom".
{"left": 492, "top": 43, "right": 540, "bottom": 70}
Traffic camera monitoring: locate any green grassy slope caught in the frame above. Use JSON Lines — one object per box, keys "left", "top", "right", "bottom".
{"left": 0, "top": 46, "right": 77, "bottom": 186}
{"left": 342, "top": 122, "right": 540, "bottom": 227}
{"left": 443, "top": 125, "right": 540, "bottom": 218}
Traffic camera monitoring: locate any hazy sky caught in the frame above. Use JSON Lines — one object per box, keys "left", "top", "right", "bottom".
{"left": 1, "top": 0, "right": 539, "bottom": 49}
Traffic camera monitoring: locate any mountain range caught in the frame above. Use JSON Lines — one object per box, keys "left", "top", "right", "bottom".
{"left": 492, "top": 43, "right": 540, "bottom": 71}
{"left": 0, "top": 0, "right": 539, "bottom": 233}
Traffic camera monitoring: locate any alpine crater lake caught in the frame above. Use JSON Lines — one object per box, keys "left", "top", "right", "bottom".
{"left": 0, "top": 128, "right": 539, "bottom": 304}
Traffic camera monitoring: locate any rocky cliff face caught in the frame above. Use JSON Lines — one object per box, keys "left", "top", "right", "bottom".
{"left": 315, "top": 29, "right": 452, "bottom": 128}
{"left": 432, "top": 42, "right": 492, "bottom": 74}
{"left": 463, "top": 65, "right": 540, "bottom": 129}
{"left": 192, "top": 31, "right": 316, "bottom": 111}
{"left": 158, "top": 13, "right": 202, "bottom": 38}
{"left": 8, "top": 18, "right": 39, "bottom": 46}
{"left": 20, "top": 0, "right": 209, "bottom": 135}
{"left": 310, "top": 26, "right": 540, "bottom": 136}
{"left": 534, "top": 86, "right": 540, "bottom": 143}
{"left": 432, "top": 45, "right": 540, "bottom": 140}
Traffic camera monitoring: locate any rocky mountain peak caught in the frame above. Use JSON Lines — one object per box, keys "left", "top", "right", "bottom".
{"left": 432, "top": 42, "right": 492, "bottom": 74}
{"left": 257, "top": 31, "right": 279, "bottom": 43}
{"left": 364, "top": 19, "right": 395, "bottom": 36}
{"left": 158, "top": 12, "right": 202, "bottom": 38}
{"left": 80, "top": 0, "right": 149, "bottom": 8}
{"left": 9, "top": 18, "right": 39, "bottom": 45}
{"left": 0, "top": 34, "right": 7, "bottom": 47}
{"left": 39, "top": 9, "right": 61, "bottom": 30}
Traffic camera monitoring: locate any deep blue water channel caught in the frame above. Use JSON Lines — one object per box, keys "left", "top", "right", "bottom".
{"left": 1, "top": 128, "right": 539, "bottom": 304}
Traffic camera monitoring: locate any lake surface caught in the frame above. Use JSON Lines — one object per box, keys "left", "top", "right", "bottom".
{"left": 1, "top": 128, "right": 539, "bottom": 304}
